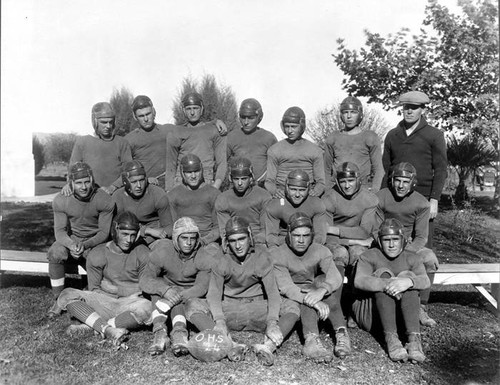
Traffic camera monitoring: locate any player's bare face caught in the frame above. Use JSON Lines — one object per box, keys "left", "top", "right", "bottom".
{"left": 286, "top": 185, "right": 309, "bottom": 206}
{"left": 232, "top": 176, "right": 252, "bottom": 194}
{"left": 227, "top": 233, "right": 250, "bottom": 259}
{"left": 283, "top": 123, "right": 303, "bottom": 142}
{"left": 338, "top": 177, "right": 358, "bottom": 197}
{"left": 128, "top": 175, "right": 147, "bottom": 198}
{"left": 178, "top": 232, "right": 198, "bottom": 255}
{"left": 115, "top": 229, "right": 137, "bottom": 252}
{"left": 184, "top": 105, "right": 203, "bottom": 124}
{"left": 381, "top": 235, "right": 403, "bottom": 259}
{"left": 96, "top": 118, "right": 114, "bottom": 139}
{"left": 393, "top": 176, "right": 412, "bottom": 198}
{"left": 341, "top": 109, "right": 361, "bottom": 129}
{"left": 135, "top": 106, "right": 155, "bottom": 130}
{"left": 183, "top": 170, "right": 203, "bottom": 189}
{"left": 289, "top": 227, "right": 313, "bottom": 255}
{"left": 72, "top": 177, "right": 92, "bottom": 199}
{"left": 402, "top": 104, "right": 424, "bottom": 125}
{"left": 239, "top": 114, "right": 259, "bottom": 133}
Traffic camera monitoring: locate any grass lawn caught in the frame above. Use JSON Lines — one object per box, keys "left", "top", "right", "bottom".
{"left": 0, "top": 191, "right": 499, "bottom": 384}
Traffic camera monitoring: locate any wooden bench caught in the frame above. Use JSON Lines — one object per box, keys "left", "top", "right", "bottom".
{"left": 0, "top": 250, "right": 498, "bottom": 309}
{"left": 433, "top": 263, "right": 499, "bottom": 310}
{"left": 0, "top": 250, "right": 86, "bottom": 275}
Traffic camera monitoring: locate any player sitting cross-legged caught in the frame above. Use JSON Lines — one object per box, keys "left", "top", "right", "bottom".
{"left": 56, "top": 212, "right": 152, "bottom": 347}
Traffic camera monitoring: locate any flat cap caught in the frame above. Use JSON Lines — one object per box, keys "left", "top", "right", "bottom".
{"left": 399, "top": 91, "right": 430, "bottom": 105}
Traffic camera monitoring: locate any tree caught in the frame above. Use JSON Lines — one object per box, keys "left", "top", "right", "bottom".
{"left": 44, "top": 133, "right": 77, "bottom": 164}
{"left": 447, "top": 133, "right": 497, "bottom": 201}
{"left": 172, "top": 74, "right": 239, "bottom": 131}
{"left": 32, "top": 135, "right": 45, "bottom": 175}
{"left": 110, "top": 86, "right": 137, "bottom": 137}
{"left": 334, "top": 0, "right": 499, "bottom": 202}
{"left": 306, "top": 102, "right": 391, "bottom": 147}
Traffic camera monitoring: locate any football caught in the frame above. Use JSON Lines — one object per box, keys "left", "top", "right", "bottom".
{"left": 187, "top": 329, "right": 233, "bottom": 362}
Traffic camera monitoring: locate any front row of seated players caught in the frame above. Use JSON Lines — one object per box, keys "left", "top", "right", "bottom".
{"left": 353, "top": 218, "right": 429, "bottom": 363}
{"left": 56, "top": 212, "right": 152, "bottom": 346}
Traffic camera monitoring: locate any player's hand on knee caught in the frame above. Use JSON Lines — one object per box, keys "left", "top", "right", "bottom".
{"left": 313, "top": 301, "right": 330, "bottom": 321}
{"left": 69, "top": 242, "right": 84, "bottom": 259}
{"left": 163, "top": 287, "right": 182, "bottom": 307}
{"left": 265, "top": 320, "right": 283, "bottom": 346}
{"left": 303, "top": 288, "right": 327, "bottom": 307}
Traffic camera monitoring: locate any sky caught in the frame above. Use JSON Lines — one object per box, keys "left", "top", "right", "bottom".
{"left": 1, "top": 0, "right": 461, "bottom": 142}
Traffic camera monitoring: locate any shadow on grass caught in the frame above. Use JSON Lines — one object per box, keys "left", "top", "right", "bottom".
{"left": 0, "top": 273, "right": 86, "bottom": 290}
{"left": 426, "top": 338, "right": 500, "bottom": 385}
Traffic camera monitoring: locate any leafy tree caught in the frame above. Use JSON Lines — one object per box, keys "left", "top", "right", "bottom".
{"left": 334, "top": 0, "right": 499, "bottom": 202}
{"left": 32, "top": 135, "right": 45, "bottom": 175}
{"left": 447, "top": 133, "right": 497, "bottom": 201}
{"left": 110, "top": 86, "right": 137, "bottom": 137}
{"left": 306, "top": 102, "right": 391, "bottom": 147}
{"left": 172, "top": 74, "right": 239, "bottom": 131}
{"left": 44, "top": 133, "right": 77, "bottom": 164}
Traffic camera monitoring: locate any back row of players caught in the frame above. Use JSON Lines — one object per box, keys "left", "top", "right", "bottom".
{"left": 48, "top": 90, "right": 447, "bottom": 365}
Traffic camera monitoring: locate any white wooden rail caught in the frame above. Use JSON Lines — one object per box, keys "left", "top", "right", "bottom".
{"left": 0, "top": 250, "right": 498, "bottom": 309}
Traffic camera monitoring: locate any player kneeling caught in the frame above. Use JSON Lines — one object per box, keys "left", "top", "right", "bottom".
{"left": 56, "top": 212, "right": 152, "bottom": 348}
{"left": 186, "top": 217, "right": 299, "bottom": 366}
{"left": 352, "top": 218, "right": 430, "bottom": 363}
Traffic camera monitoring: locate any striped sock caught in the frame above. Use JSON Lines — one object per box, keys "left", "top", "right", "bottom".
{"left": 66, "top": 301, "right": 107, "bottom": 334}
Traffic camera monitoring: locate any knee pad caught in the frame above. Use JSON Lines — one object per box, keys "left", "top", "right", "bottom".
{"left": 130, "top": 299, "right": 153, "bottom": 325}
{"left": 57, "top": 288, "right": 84, "bottom": 310}
{"left": 397, "top": 270, "right": 418, "bottom": 280}
{"left": 280, "top": 299, "right": 301, "bottom": 317}
{"left": 326, "top": 243, "right": 349, "bottom": 267}
{"left": 417, "top": 248, "right": 439, "bottom": 272}
{"left": 348, "top": 245, "right": 368, "bottom": 266}
{"left": 184, "top": 298, "right": 211, "bottom": 320}
{"left": 47, "top": 242, "right": 69, "bottom": 264}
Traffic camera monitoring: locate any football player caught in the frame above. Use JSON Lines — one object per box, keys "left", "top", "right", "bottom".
{"left": 215, "top": 157, "right": 271, "bottom": 245}
{"left": 113, "top": 160, "right": 173, "bottom": 245}
{"left": 140, "top": 217, "right": 214, "bottom": 356}
{"left": 265, "top": 169, "right": 327, "bottom": 248}
{"left": 376, "top": 162, "right": 439, "bottom": 327}
{"left": 272, "top": 213, "right": 345, "bottom": 361}
{"left": 56, "top": 212, "right": 152, "bottom": 347}
{"left": 265, "top": 107, "right": 325, "bottom": 197}
{"left": 353, "top": 218, "right": 429, "bottom": 363}
{"left": 47, "top": 162, "right": 114, "bottom": 317}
